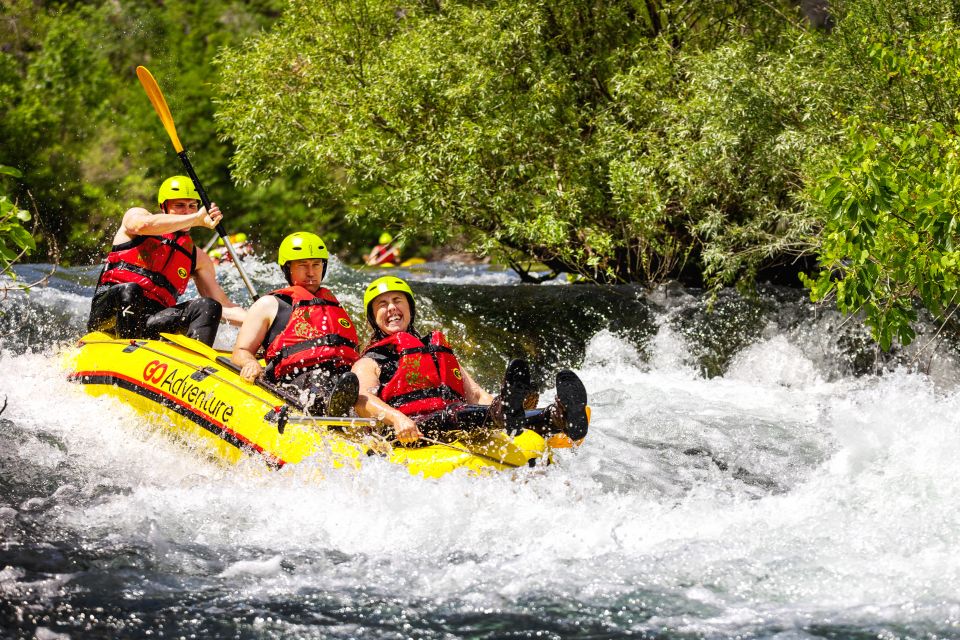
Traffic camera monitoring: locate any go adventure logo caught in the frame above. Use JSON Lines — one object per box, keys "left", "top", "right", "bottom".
{"left": 143, "top": 360, "right": 235, "bottom": 424}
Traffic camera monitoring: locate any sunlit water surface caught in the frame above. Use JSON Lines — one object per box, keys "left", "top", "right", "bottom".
{"left": 1, "top": 259, "right": 959, "bottom": 639}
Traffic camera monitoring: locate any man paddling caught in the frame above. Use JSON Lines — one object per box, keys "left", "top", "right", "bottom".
{"left": 364, "top": 232, "right": 400, "bottom": 266}
{"left": 87, "top": 176, "right": 246, "bottom": 346}
{"left": 231, "top": 231, "right": 360, "bottom": 417}
{"left": 352, "top": 276, "right": 589, "bottom": 444}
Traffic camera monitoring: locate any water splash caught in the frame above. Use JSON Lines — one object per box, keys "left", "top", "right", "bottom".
{"left": 2, "top": 262, "right": 960, "bottom": 637}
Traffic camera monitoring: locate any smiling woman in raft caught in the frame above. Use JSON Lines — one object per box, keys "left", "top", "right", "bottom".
{"left": 350, "top": 276, "right": 589, "bottom": 445}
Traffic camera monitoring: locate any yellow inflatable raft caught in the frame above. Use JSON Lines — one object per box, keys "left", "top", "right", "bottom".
{"left": 62, "top": 332, "right": 553, "bottom": 478}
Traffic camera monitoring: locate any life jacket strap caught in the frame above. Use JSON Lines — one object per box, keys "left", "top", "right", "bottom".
{"left": 294, "top": 297, "right": 342, "bottom": 309}
{"left": 101, "top": 261, "right": 180, "bottom": 301}
{"left": 277, "top": 334, "right": 358, "bottom": 361}
{"left": 386, "top": 384, "right": 465, "bottom": 409}
{"left": 398, "top": 344, "right": 455, "bottom": 357}
{"left": 160, "top": 235, "right": 197, "bottom": 263}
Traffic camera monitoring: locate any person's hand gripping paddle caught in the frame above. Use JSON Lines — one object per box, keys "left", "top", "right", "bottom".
{"left": 136, "top": 65, "right": 259, "bottom": 300}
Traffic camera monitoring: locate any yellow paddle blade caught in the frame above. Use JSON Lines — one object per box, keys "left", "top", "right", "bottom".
{"left": 136, "top": 66, "right": 184, "bottom": 153}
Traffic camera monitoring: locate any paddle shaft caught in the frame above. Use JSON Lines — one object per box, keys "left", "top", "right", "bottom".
{"left": 202, "top": 232, "right": 220, "bottom": 253}
{"left": 136, "top": 65, "right": 259, "bottom": 300}
{"left": 175, "top": 151, "right": 259, "bottom": 299}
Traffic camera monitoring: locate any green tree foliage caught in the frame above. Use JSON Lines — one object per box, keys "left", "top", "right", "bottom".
{"left": 0, "top": 165, "right": 35, "bottom": 279}
{"left": 10, "top": 0, "right": 960, "bottom": 355}
{"left": 216, "top": 0, "right": 831, "bottom": 283}
{"left": 0, "top": 0, "right": 345, "bottom": 265}
{"left": 805, "top": 6, "right": 960, "bottom": 348}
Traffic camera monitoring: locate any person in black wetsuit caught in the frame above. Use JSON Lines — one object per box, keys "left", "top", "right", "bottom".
{"left": 351, "top": 276, "right": 589, "bottom": 444}
{"left": 86, "top": 176, "right": 246, "bottom": 346}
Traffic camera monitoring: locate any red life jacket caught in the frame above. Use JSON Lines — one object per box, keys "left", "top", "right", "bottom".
{"left": 363, "top": 331, "right": 466, "bottom": 416}
{"left": 97, "top": 232, "right": 196, "bottom": 307}
{"left": 264, "top": 285, "right": 360, "bottom": 379}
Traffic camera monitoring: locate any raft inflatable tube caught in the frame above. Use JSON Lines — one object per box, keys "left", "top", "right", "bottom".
{"left": 62, "top": 332, "right": 552, "bottom": 478}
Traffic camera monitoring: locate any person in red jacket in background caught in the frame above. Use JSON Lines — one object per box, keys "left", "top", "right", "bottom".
{"left": 364, "top": 232, "right": 401, "bottom": 266}
{"left": 86, "top": 175, "right": 246, "bottom": 346}
{"left": 232, "top": 231, "right": 359, "bottom": 417}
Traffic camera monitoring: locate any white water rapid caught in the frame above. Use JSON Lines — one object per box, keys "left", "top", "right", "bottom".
{"left": 1, "top": 261, "right": 959, "bottom": 638}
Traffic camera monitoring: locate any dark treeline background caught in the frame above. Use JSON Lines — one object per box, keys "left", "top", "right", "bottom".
{"left": 0, "top": 0, "right": 390, "bottom": 266}
{"left": 4, "top": 0, "right": 960, "bottom": 348}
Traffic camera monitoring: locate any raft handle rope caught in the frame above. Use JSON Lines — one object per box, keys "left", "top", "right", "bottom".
{"left": 283, "top": 418, "right": 526, "bottom": 469}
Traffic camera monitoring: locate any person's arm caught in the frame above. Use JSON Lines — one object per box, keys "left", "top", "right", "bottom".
{"left": 364, "top": 247, "right": 383, "bottom": 266}
{"left": 352, "top": 356, "right": 423, "bottom": 443}
{"left": 121, "top": 202, "right": 222, "bottom": 238}
{"left": 231, "top": 296, "right": 278, "bottom": 383}
{"left": 460, "top": 367, "right": 495, "bottom": 405}
{"left": 193, "top": 249, "right": 246, "bottom": 325}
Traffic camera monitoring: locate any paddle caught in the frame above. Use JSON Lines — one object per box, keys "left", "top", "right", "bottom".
{"left": 201, "top": 233, "right": 220, "bottom": 253}
{"left": 135, "top": 65, "right": 259, "bottom": 300}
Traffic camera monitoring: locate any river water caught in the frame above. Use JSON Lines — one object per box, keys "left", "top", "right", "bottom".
{"left": 1, "top": 258, "right": 959, "bottom": 639}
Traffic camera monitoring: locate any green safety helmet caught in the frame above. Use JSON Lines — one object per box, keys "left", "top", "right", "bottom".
{"left": 277, "top": 231, "right": 329, "bottom": 266}
{"left": 364, "top": 276, "right": 416, "bottom": 337}
{"left": 378, "top": 232, "right": 393, "bottom": 245}
{"left": 157, "top": 176, "right": 201, "bottom": 205}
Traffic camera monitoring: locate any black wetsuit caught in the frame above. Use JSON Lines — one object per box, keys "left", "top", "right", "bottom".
{"left": 88, "top": 282, "right": 222, "bottom": 346}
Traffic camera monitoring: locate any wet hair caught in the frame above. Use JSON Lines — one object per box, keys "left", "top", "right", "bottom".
{"left": 367, "top": 292, "right": 418, "bottom": 341}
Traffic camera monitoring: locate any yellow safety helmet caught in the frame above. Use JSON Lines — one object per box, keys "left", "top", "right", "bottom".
{"left": 364, "top": 276, "right": 418, "bottom": 339}
{"left": 277, "top": 231, "right": 329, "bottom": 266}
{"left": 363, "top": 276, "right": 414, "bottom": 311}
{"left": 157, "top": 176, "right": 200, "bottom": 205}
{"left": 378, "top": 232, "right": 393, "bottom": 245}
